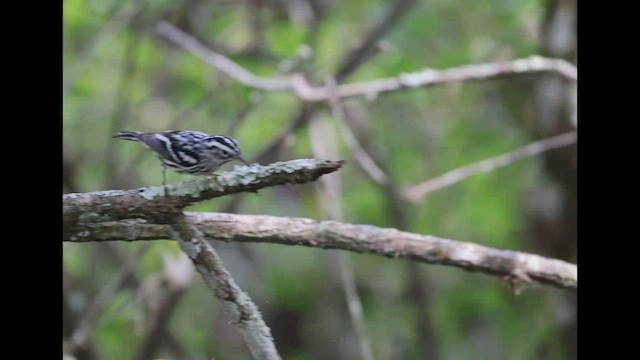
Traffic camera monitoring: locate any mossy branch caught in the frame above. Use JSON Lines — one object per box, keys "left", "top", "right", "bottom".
{"left": 168, "top": 214, "right": 281, "bottom": 360}
{"left": 63, "top": 158, "right": 345, "bottom": 226}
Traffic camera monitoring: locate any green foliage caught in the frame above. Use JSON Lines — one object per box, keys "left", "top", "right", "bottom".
{"left": 343, "top": 179, "right": 389, "bottom": 226}
{"left": 64, "top": 0, "right": 574, "bottom": 358}
{"left": 95, "top": 291, "right": 143, "bottom": 359}
{"left": 265, "top": 22, "right": 308, "bottom": 57}
{"left": 267, "top": 250, "right": 321, "bottom": 313}
{"left": 173, "top": 55, "right": 218, "bottom": 104}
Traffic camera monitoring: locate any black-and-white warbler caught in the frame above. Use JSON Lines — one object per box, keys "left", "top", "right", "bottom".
{"left": 113, "top": 130, "right": 250, "bottom": 185}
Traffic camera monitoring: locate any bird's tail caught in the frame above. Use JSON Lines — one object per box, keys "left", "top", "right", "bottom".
{"left": 112, "top": 131, "right": 143, "bottom": 141}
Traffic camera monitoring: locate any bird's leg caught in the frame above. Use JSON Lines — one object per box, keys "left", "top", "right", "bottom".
{"left": 205, "top": 172, "right": 222, "bottom": 188}
{"left": 162, "top": 166, "right": 169, "bottom": 196}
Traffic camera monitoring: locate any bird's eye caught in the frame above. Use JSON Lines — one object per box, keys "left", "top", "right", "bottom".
{"left": 221, "top": 150, "right": 229, "bottom": 157}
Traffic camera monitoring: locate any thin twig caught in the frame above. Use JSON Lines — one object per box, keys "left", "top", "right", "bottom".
{"left": 64, "top": 212, "right": 578, "bottom": 291}
{"left": 325, "top": 76, "right": 390, "bottom": 187}
{"left": 168, "top": 214, "right": 281, "bottom": 360}
{"left": 338, "top": 55, "right": 576, "bottom": 99}
{"left": 292, "top": 55, "right": 577, "bottom": 102}
{"left": 403, "top": 131, "right": 578, "bottom": 203}
{"left": 336, "top": 254, "right": 374, "bottom": 360}
{"left": 156, "top": 21, "right": 291, "bottom": 92}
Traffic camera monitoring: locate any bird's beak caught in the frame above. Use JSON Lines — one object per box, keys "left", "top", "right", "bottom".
{"left": 237, "top": 156, "right": 251, "bottom": 166}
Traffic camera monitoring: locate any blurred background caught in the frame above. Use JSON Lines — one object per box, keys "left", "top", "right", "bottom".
{"left": 63, "top": 0, "right": 577, "bottom": 359}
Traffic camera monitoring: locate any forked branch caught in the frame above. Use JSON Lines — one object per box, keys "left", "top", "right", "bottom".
{"left": 168, "top": 214, "right": 281, "bottom": 360}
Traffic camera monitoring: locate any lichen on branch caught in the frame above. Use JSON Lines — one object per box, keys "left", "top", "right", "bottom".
{"left": 65, "top": 212, "right": 577, "bottom": 292}
{"left": 63, "top": 158, "right": 346, "bottom": 226}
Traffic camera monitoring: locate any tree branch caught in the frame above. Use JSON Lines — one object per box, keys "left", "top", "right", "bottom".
{"left": 168, "top": 213, "right": 281, "bottom": 360}
{"left": 325, "top": 76, "right": 391, "bottom": 187}
{"left": 403, "top": 131, "right": 577, "bottom": 203}
{"left": 63, "top": 158, "right": 345, "bottom": 227}
{"left": 155, "top": 21, "right": 292, "bottom": 92}
{"left": 65, "top": 212, "right": 577, "bottom": 292}
{"left": 293, "top": 55, "right": 577, "bottom": 102}
{"left": 155, "top": 21, "right": 576, "bottom": 103}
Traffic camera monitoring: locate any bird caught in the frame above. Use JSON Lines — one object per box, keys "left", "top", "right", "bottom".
{"left": 112, "top": 130, "right": 250, "bottom": 187}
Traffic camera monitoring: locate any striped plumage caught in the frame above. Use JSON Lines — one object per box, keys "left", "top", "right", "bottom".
{"left": 113, "top": 130, "right": 249, "bottom": 180}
